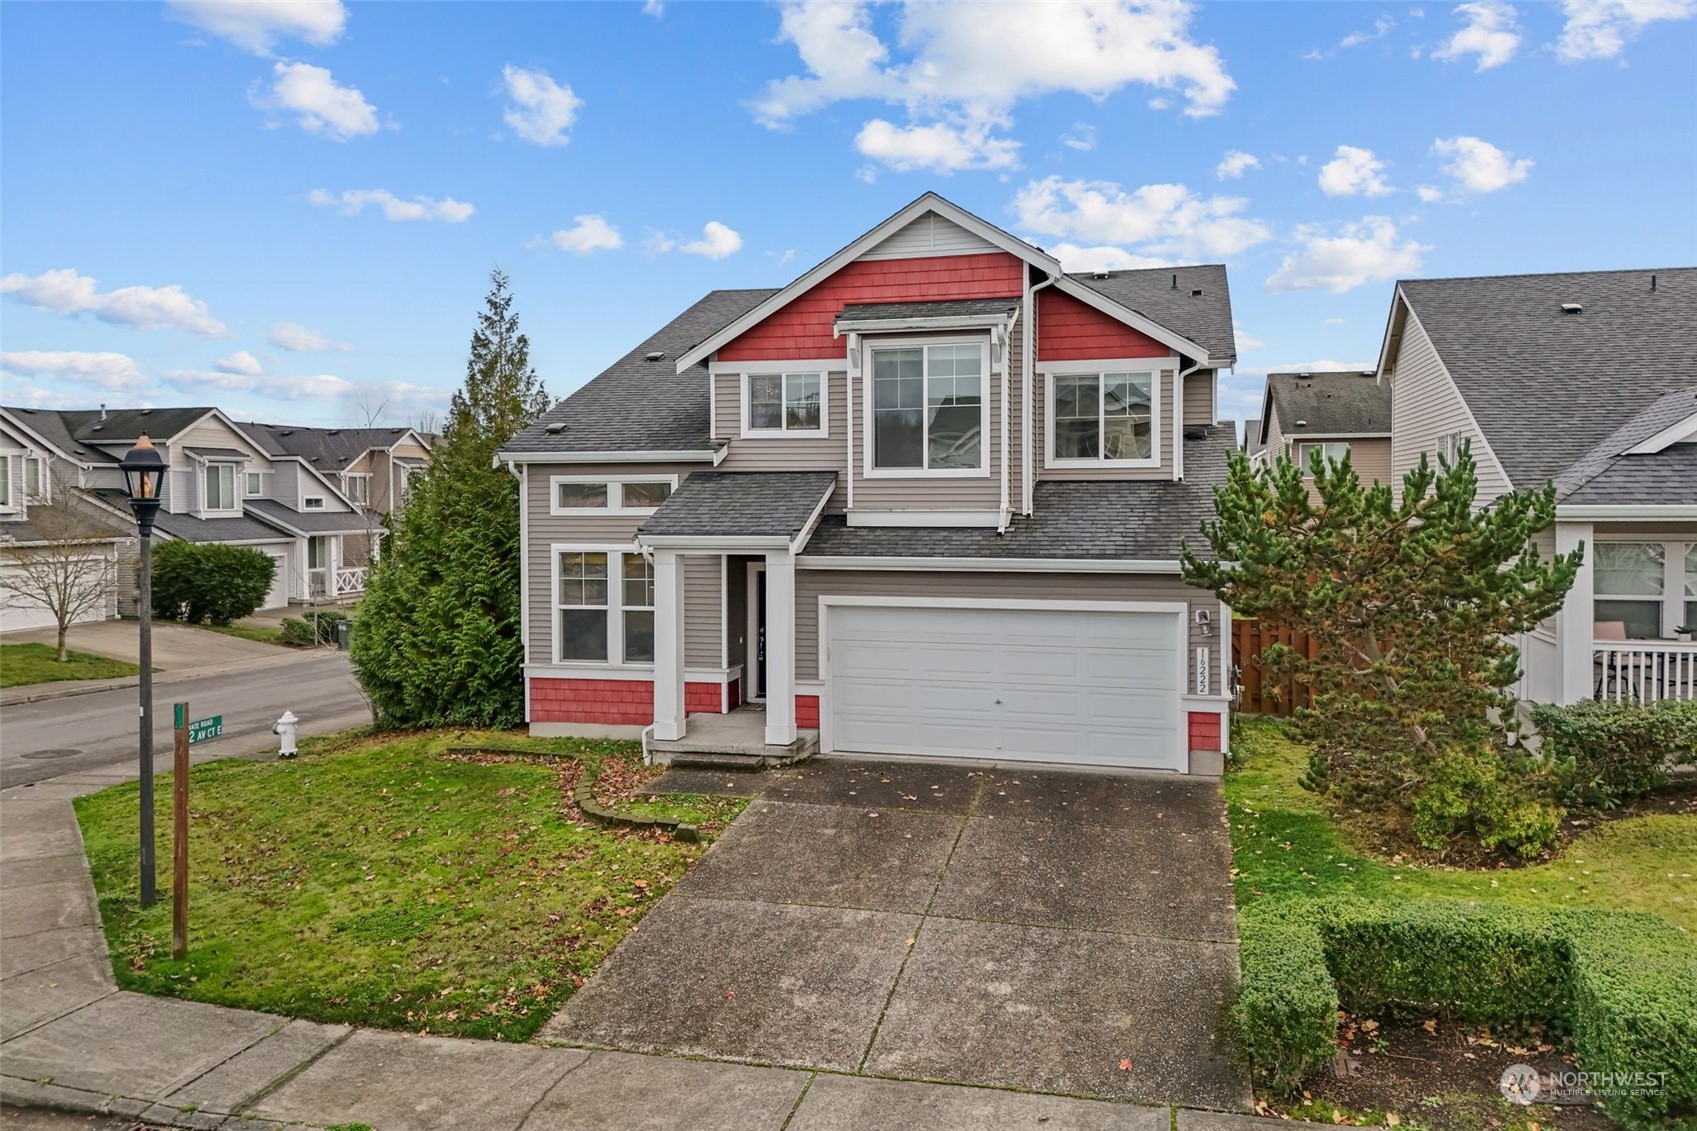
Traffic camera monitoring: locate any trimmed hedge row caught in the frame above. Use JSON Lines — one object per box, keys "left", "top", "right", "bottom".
{"left": 1234, "top": 897, "right": 1696, "bottom": 1128}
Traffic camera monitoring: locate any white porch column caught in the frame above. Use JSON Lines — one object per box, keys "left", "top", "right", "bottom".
{"left": 764, "top": 549, "right": 796, "bottom": 746}
{"left": 1555, "top": 521, "right": 1595, "bottom": 705}
{"left": 653, "top": 549, "right": 687, "bottom": 740}
{"left": 327, "top": 536, "right": 340, "bottom": 598}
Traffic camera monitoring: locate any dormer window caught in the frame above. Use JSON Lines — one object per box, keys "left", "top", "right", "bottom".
{"left": 743, "top": 372, "right": 824, "bottom": 436}
{"left": 1044, "top": 365, "right": 1160, "bottom": 468}
{"left": 867, "top": 341, "right": 986, "bottom": 475}
{"left": 204, "top": 465, "right": 236, "bottom": 510}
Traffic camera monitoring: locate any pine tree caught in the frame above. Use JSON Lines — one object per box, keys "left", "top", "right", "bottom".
{"left": 352, "top": 270, "right": 549, "bottom": 727}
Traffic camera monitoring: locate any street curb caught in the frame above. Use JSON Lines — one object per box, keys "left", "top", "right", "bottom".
{"left": 1, "top": 648, "right": 343, "bottom": 707}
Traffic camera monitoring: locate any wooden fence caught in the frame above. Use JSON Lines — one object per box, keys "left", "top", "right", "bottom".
{"left": 1232, "top": 617, "right": 1318, "bottom": 716}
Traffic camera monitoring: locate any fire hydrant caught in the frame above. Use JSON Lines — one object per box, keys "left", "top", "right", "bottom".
{"left": 273, "top": 710, "right": 299, "bottom": 759}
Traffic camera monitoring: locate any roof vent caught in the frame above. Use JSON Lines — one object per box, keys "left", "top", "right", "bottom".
{"left": 544, "top": 422, "right": 566, "bottom": 434}
{"left": 1295, "top": 419, "right": 1308, "bottom": 428}
{"left": 1650, "top": 273, "right": 1658, "bottom": 293}
{"left": 1170, "top": 273, "right": 1178, "bottom": 290}
{"left": 1190, "top": 288, "right": 1204, "bottom": 297}
{"left": 99, "top": 404, "right": 107, "bottom": 421}
{"left": 645, "top": 350, "right": 665, "bottom": 362}
{"left": 139, "top": 408, "right": 152, "bottom": 415}
{"left": 1092, "top": 269, "right": 1110, "bottom": 279}
{"left": 1561, "top": 303, "right": 1584, "bottom": 315}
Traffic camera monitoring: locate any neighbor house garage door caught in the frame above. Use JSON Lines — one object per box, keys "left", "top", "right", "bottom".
{"left": 824, "top": 601, "right": 1184, "bottom": 769}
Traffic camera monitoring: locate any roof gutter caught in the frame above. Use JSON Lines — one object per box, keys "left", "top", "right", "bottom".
{"left": 795, "top": 555, "right": 1183, "bottom": 574}
{"left": 1556, "top": 504, "right": 1697, "bottom": 520}
{"left": 494, "top": 448, "right": 726, "bottom": 465}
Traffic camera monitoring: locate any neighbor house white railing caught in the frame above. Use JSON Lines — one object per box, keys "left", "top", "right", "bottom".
{"left": 333, "top": 566, "right": 366, "bottom": 595}
{"left": 1593, "top": 640, "right": 1697, "bottom": 704}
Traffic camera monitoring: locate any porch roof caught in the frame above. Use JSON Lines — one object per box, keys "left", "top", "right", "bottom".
{"left": 1560, "top": 443, "right": 1697, "bottom": 506}
{"left": 244, "top": 499, "right": 372, "bottom": 535}
{"left": 638, "top": 471, "right": 836, "bottom": 540}
{"left": 834, "top": 297, "right": 1020, "bottom": 331}
{"left": 91, "top": 490, "right": 293, "bottom": 545}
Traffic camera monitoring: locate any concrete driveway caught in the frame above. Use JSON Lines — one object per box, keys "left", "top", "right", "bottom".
{"left": 541, "top": 758, "right": 1248, "bottom": 1111}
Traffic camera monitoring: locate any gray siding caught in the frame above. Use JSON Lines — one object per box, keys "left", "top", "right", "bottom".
{"left": 793, "top": 568, "right": 1222, "bottom": 695}
{"left": 1034, "top": 366, "right": 1177, "bottom": 482}
{"left": 715, "top": 369, "right": 849, "bottom": 513}
{"left": 271, "top": 464, "right": 301, "bottom": 509}
{"left": 1389, "top": 306, "right": 1514, "bottom": 502}
{"left": 1263, "top": 405, "right": 1286, "bottom": 464}
{"left": 684, "top": 554, "right": 721, "bottom": 668}
{"left": 857, "top": 213, "right": 998, "bottom": 261}
{"left": 1183, "top": 370, "right": 1216, "bottom": 425}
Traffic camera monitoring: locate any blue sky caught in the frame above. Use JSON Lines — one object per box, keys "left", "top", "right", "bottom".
{"left": 3, "top": 0, "right": 1694, "bottom": 431}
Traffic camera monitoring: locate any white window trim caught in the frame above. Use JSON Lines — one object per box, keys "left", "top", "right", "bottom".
{"left": 861, "top": 335, "right": 993, "bottom": 480}
{"left": 1040, "top": 358, "right": 1169, "bottom": 470}
{"left": 343, "top": 472, "right": 372, "bottom": 505}
{"left": 1593, "top": 536, "right": 1696, "bottom": 638}
{"left": 549, "top": 474, "right": 680, "bottom": 517}
{"left": 22, "top": 455, "right": 43, "bottom": 501}
{"left": 739, "top": 371, "right": 830, "bottom": 439}
{"left": 0, "top": 456, "right": 12, "bottom": 510}
{"left": 202, "top": 464, "right": 239, "bottom": 515}
{"left": 302, "top": 495, "right": 326, "bottom": 510}
{"left": 243, "top": 471, "right": 264, "bottom": 498}
{"left": 551, "top": 542, "right": 654, "bottom": 668}
{"left": 1294, "top": 440, "right": 1352, "bottom": 477}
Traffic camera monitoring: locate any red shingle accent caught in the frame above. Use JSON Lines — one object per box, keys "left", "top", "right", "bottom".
{"left": 685, "top": 682, "right": 723, "bottom": 716}
{"left": 1188, "top": 711, "right": 1223, "bottom": 752}
{"left": 795, "top": 694, "right": 820, "bottom": 729}
{"left": 720, "top": 254, "right": 1025, "bottom": 361}
{"left": 1037, "top": 288, "right": 1168, "bottom": 361}
{"left": 530, "top": 677, "right": 727, "bottom": 724}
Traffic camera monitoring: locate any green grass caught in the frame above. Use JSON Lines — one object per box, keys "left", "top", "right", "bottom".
{"left": 0, "top": 642, "right": 140, "bottom": 688}
{"left": 74, "top": 728, "right": 746, "bottom": 1041}
{"left": 193, "top": 621, "right": 286, "bottom": 645}
{"left": 1226, "top": 718, "right": 1697, "bottom": 931}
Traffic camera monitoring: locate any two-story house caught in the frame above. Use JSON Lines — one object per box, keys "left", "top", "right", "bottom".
{"left": 1253, "top": 370, "right": 1391, "bottom": 491}
{"left": 499, "top": 193, "right": 1237, "bottom": 774}
{"left": 1375, "top": 267, "right": 1696, "bottom": 706}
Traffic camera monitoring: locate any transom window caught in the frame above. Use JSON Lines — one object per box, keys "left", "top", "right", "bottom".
{"left": 1594, "top": 541, "right": 1697, "bottom": 639}
{"left": 1051, "top": 371, "right": 1155, "bottom": 464}
{"left": 1295, "top": 441, "right": 1351, "bottom": 476}
{"left": 872, "top": 343, "right": 984, "bottom": 472}
{"left": 552, "top": 477, "right": 675, "bottom": 515}
{"left": 746, "top": 372, "right": 823, "bottom": 434}
{"left": 204, "top": 465, "right": 236, "bottom": 510}
{"left": 556, "top": 550, "right": 656, "bottom": 664}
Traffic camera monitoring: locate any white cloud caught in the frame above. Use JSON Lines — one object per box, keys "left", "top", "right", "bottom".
{"left": 1555, "top": 0, "right": 1696, "bottom": 60}
{"left": 214, "top": 350, "right": 263, "bottom": 377}
{"left": 1215, "top": 149, "right": 1260, "bottom": 180}
{"left": 165, "top": 0, "right": 345, "bottom": 55}
{"left": 753, "top": 1, "right": 1235, "bottom": 171}
{"left": 681, "top": 221, "right": 744, "bottom": 260}
{"left": 642, "top": 0, "right": 665, "bottom": 15}
{"left": 548, "top": 214, "right": 624, "bottom": 254}
{"left": 1011, "top": 175, "right": 1273, "bottom": 261}
{"left": 854, "top": 118, "right": 1020, "bottom": 172}
{"left": 1433, "top": 1, "right": 1522, "bottom": 69}
{"left": 0, "top": 268, "right": 228, "bottom": 337}
{"left": 1265, "top": 216, "right": 1429, "bottom": 294}
{"left": 1061, "top": 123, "right": 1096, "bottom": 151}
{"left": 1306, "top": 14, "right": 1398, "bottom": 57}
{"left": 309, "top": 188, "right": 475, "bottom": 222}
{"left": 268, "top": 322, "right": 354, "bottom": 352}
{"left": 1233, "top": 321, "right": 1266, "bottom": 351}
{"left": 1416, "top": 184, "right": 1445, "bottom": 202}
{"left": 1046, "top": 244, "right": 1171, "bottom": 272}
{"left": 1432, "top": 135, "right": 1533, "bottom": 192}
{"left": 0, "top": 350, "right": 149, "bottom": 392}
{"left": 1318, "top": 145, "right": 1393, "bottom": 197}
{"left": 252, "top": 61, "right": 380, "bottom": 141}
{"left": 165, "top": 368, "right": 356, "bottom": 400}
{"left": 500, "top": 65, "right": 582, "bottom": 147}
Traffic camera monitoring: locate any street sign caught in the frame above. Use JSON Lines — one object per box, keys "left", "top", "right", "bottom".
{"left": 187, "top": 715, "right": 223, "bottom": 744}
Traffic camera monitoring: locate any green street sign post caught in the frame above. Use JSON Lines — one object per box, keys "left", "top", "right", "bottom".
{"left": 187, "top": 715, "right": 223, "bottom": 744}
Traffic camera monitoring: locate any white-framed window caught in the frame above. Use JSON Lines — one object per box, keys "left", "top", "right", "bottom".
{"left": 0, "top": 457, "right": 11, "bottom": 508}
{"left": 1685, "top": 545, "right": 1697, "bottom": 632}
{"left": 22, "top": 456, "right": 42, "bottom": 499}
{"left": 1047, "top": 368, "right": 1159, "bottom": 467}
{"left": 868, "top": 341, "right": 988, "bottom": 475}
{"left": 620, "top": 552, "right": 655, "bottom": 663}
{"left": 204, "top": 465, "right": 236, "bottom": 511}
{"left": 345, "top": 474, "right": 371, "bottom": 505}
{"left": 554, "top": 547, "right": 659, "bottom": 665}
{"left": 743, "top": 372, "right": 825, "bottom": 436}
{"left": 550, "top": 475, "right": 677, "bottom": 516}
{"left": 1436, "top": 431, "right": 1466, "bottom": 463}
{"left": 1593, "top": 540, "right": 1697, "bottom": 639}
{"left": 303, "top": 496, "right": 326, "bottom": 510}
{"left": 558, "top": 551, "right": 610, "bottom": 661}
{"left": 1294, "top": 441, "right": 1351, "bottom": 476}
{"left": 244, "top": 471, "right": 262, "bottom": 497}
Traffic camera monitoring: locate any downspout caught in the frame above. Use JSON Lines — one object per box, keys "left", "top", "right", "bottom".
{"left": 845, "top": 332, "right": 858, "bottom": 514}
{"left": 1174, "top": 358, "right": 1205, "bottom": 481}
{"left": 1025, "top": 272, "right": 1057, "bottom": 515}
{"left": 998, "top": 319, "right": 1011, "bottom": 532}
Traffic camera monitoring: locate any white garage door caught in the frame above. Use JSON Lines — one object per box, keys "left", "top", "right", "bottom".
{"left": 825, "top": 602, "right": 1184, "bottom": 769}
{"left": 261, "top": 550, "right": 291, "bottom": 610}
{"left": 0, "top": 562, "right": 109, "bottom": 633}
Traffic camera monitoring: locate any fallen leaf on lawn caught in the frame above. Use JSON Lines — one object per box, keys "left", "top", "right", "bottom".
{"left": 1360, "top": 1019, "right": 1379, "bottom": 1032}
{"left": 1118, "top": 1058, "right": 1133, "bottom": 1071}
{"left": 1385, "top": 1114, "right": 1401, "bottom": 1127}
{"left": 1423, "top": 1019, "right": 1438, "bottom": 1034}
{"left": 724, "top": 990, "right": 736, "bottom": 1000}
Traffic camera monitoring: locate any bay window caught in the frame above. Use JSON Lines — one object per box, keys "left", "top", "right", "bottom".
{"left": 1593, "top": 541, "right": 1697, "bottom": 638}
{"left": 871, "top": 343, "right": 984, "bottom": 472}
{"left": 556, "top": 549, "right": 659, "bottom": 664}
{"left": 1049, "top": 369, "right": 1156, "bottom": 465}
{"left": 204, "top": 464, "right": 236, "bottom": 510}
{"left": 746, "top": 372, "right": 823, "bottom": 434}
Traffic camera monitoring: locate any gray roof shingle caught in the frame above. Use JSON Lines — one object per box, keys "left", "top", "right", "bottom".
{"left": 244, "top": 498, "right": 374, "bottom": 534}
{"left": 57, "top": 407, "right": 215, "bottom": 444}
{"left": 1399, "top": 267, "right": 1696, "bottom": 488}
{"left": 503, "top": 289, "right": 779, "bottom": 456}
{"left": 1, "top": 407, "right": 121, "bottom": 464}
{"left": 1068, "top": 265, "right": 1236, "bottom": 366}
{"left": 800, "top": 425, "right": 1234, "bottom": 562}
{"left": 835, "top": 297, "right": 1021, "bottom": 325}
{"left": 1560, "top": 444, "right": 1697, "bottom": 506}
{"left": 638, "top": 472, "right": 837, "bottom": 539}
{"left": 1265, "top": 371, "right": 1389, "bottom": 438}
{"left": 237, "top": 422, "right": 419, "bottom": 470}
{"left": 90, "top": 490, "right": 293, "bottom": 544}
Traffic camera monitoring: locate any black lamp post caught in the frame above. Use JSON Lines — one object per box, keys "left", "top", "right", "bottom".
{"left": 120, "top": 432, "right": 166, "bottom": 908}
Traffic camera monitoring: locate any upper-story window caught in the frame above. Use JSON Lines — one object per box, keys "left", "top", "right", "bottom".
{"left": 23, "top": 456, "right": 42, "bottom": 499}
{"left": 0, "top": 458, "right": 11, "bottom": 508}
{"left": 345, "top": 474, "right": 371, "bottom": 505}
{"left": 551, "top": 476, "right": 676, "bottom": 516}
{"left": 1295, "top": 441, "right": 1351, "bottom": 476}
{"left": 244, "top": 471, "right": 262, "bottom": 497}
{"left": 744, "top": 372, "right": 824, "bottom": 436}
{"left": 1046, "top": 367, "right": 1158, "bottom": 467}
{"left": 870, "top": 342, "right": 985, "bottom": 474}
{"left": 204, "top": 465, "right": 237, "bottom": 510}
{"left": 303, "top": 496, "right": 326, "bottom": 510}
{"left": 1436, "top": 431, "right": 1466, "bottom": 463}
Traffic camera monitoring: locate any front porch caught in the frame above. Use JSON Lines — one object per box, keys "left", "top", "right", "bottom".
{"left": 645, "top": 703, "right": 819, "bottom": 769}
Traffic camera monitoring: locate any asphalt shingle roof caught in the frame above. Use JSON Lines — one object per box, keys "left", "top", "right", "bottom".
{"left": 90, "top": 490, "right": 291, "bottom": 544}
{"left": 58, "top": 408, "right": 215, "bottom": 444}
{"left": 800, "top": 425, "right": 1234, "bottom": 562}
{"left": 1069, "top": 265, "right": 1236, "bottom": 366}
{"left": 238, "top": 422, "right": 418, "bottom": 470}
{"left": 1560, "top": 444, "right": 1697, "bottom": 506}
{"left": 504, "top": 288, "right": 779, "bottom": 456}
{"left": 244, "top": 498, "right": 374, "bottom": 534}
{"left": 835, "top": 297, "right": 1022, "bottom": 324}
{"left": 1265, "top": 371, "right": 1389, "bottom": 438}
{"left": 1, "top": 408, "right": 121, "bottom": 464}
{"left": 1399, "top": 267, "right": 1696, "bottom": 489}
{"left": 638, "top": 472, "right": 837, "bottom": 539}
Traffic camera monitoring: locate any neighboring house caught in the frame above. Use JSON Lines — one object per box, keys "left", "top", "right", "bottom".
{"left": 0, "top": 406, "right": 402, "bottom": 611}
{"left": 1240, "top": 418, "right": 1263, "bottom": 461}
{"left": 1375, "top": 267, "right": 1697, "bottom": 705}
{"left": 1254, "top": 371, "right": 1392, "bottom": 491}
{"left": 498, "top": 193, "right": 1238, "bottom": 774}
{"left": 0, "top": 412, "right": 131, "bottom": 631}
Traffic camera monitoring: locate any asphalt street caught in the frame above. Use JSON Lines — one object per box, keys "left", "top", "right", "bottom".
{"left": 0, "top": 651, "right": 371, "bottom": 788}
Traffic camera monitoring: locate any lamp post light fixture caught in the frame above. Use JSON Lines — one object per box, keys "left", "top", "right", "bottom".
{"left": 120, "top": 432, "right": 166, "bottom": 908}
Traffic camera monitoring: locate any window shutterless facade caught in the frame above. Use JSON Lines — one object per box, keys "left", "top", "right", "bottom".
{"left": 555, "top": 547, "right": 657, "bottom": 665}
{"left": 1294, "top": 441, "right": 1351, "bottom": 475}
{"left": 244, "top": 471, "right": 262, "bottom": 497}
{"left": 1593, "top": 540, "right": 1697, "bottom": 638}
{"left": 345, "top": 474, "right": 370, "bottom": 505}
{"left": 744, "top": 372, "right": 824, "bottom": 436}
{"left": 558, "top": 551, "right": 610, "bottom": 661}
{"left": 204, "top": 464, "right": 236, "bottom": 510}
{"left": 868, "top": 341, "right": 987, "bottom": 475}
{"left": 23, "top": 456, "right": 41, "bottom": 499}
{"left": 303, "top": 496, "right": 325, "bottom": 510}
{"left": 1042, "top": 363, "right": 1163, "bottom": 469}
{"left": 0, "top": 458, "right": 10, "bottom": 507}
{"left": 550, "top": 475, "right": 677, "bottom": 516}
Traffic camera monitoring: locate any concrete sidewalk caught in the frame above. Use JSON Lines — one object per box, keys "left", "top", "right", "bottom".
{"left": 0, "top": 770, "right": 1279, "bottom": 1131}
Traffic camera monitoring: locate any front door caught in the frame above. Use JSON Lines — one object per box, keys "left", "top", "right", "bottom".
{"left": 747, "top": 563, "right": 767, "bottom": 699}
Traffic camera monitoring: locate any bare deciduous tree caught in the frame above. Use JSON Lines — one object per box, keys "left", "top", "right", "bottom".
{"left": 1, "top": 471, "right": 131, "bottom": 660}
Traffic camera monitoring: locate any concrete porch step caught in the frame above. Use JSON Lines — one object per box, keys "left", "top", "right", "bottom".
{"left": 650, "top": 731, "right": 818, "bottom": 771}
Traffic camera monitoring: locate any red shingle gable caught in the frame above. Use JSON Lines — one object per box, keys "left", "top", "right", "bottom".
{"left": 1037, "top": 287, "right": 1169, "bottom": 362}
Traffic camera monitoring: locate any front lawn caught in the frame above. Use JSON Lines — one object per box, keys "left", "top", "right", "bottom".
{"left": 75, "top": 729, "right": 744, "bottom": 1042}
{"left": 0, "top": 642, "right": 140, "bottom": 688}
